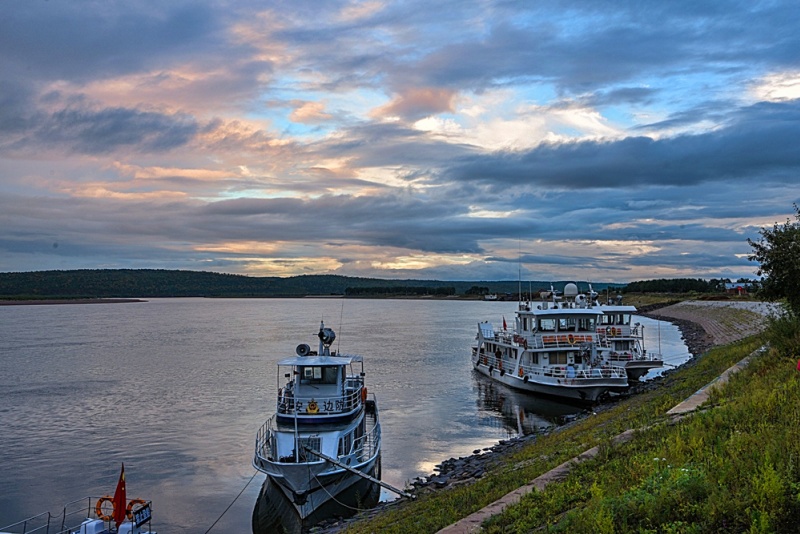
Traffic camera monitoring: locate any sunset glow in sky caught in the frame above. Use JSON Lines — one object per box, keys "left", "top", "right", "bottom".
{"left": 2, "top": 1, "right": 799, "bottom": 281}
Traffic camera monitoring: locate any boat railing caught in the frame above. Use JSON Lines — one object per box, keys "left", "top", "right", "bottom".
{"left": 516, "top": 362, "right": 627, "bottom": 380}
{"left": 254, "top": 416, "right": 278, "bottom": 467}
{"left": 1, "top": 497, "right": 154, "bottom": 534}
{"left": 254, "top": 417, "right": 325, "bottom": 464}
{"left": 0, "top": 510, "right": 51, "bottom": 534}
{"left": 277, "top": 386, "right": 364, "bottom": 416}
{"left": 254, "top": 409, "right": 380, "bottom": 469}
{"left": 598, "top": 325, "right": 634, "bottom": 338}
{"left": 636, "top": 350, "right": 662, "bottom": 362}
{"left": 57, "top": 497, "right": 97, "bottom": 534}
{"left": 352, "top": 399, "right": 381, "bottom": 464}
{"left": 488, "top": 330, "right": 515, "bottom": 344}
{"left": 607, "top": 351, "right": 635, "bottom": 361}
{"left": 532, "top": 333, "right": 601, "bottom": 349}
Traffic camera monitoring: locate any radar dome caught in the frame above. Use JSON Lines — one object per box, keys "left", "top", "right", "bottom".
{"left": 564, "top": 283, "right": 579, "bottom": 297}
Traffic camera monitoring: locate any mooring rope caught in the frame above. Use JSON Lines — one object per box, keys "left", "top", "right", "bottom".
{"left": 311, "top": 471, "right": 375, "bottom": 513}
{"left": 204, "top": 471, "right": 259, "bottom": 534}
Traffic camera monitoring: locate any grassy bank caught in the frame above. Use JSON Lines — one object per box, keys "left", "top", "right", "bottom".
{"left": 342, "top": 314, "right": 800, "bottom": 533}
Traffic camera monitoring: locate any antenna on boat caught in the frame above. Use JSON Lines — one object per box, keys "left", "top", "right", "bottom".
{"left": 518, "top": 239, "right": 522, "bottom": 305}
{"left": 658, "top": 315, "right": 662, "bottom": 357}
{"left": 337, "top": 297, "right": 345, "bottom": 354}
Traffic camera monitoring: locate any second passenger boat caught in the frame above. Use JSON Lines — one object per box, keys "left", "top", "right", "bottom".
{"left": 472, "top": 283, "right": 628, "bottom": 402}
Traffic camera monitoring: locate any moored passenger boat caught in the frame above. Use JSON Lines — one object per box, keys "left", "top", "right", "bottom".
{"left": 597, "top": 299, "right": 663, "bottom": 380}
{"left": 252, "top": 322, "right": 382, "bottom": 521}
{"left": 472, "top": 284, "right": 628, "bottom": 402}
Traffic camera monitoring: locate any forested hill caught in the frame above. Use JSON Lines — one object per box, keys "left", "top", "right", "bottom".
{"left": 0, "top": 269, "right": 623, "bottom": 299}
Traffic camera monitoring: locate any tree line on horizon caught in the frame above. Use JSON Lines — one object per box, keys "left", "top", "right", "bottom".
{"left": 0, "top": 269, "right": 566, "bottom": 299}
{"left": 0, "top": 268, "right": 753, "bottom": 299}
{"left": 624, "top": 277, "right": 758, "bottom": 294}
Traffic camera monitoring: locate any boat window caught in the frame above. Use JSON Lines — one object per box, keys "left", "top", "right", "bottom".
{"left": 301, "top": 366, "right": 339, "bottom": 385}
{"left": 558, "top": 318, "right": 576, "bottom": 331}
{"left": 578, "top": 317, "right": 596, "bottom": 331}
{"left": 338, "top": 432, "right": 353, "bottom": 456}
{"left": 550, "top": 353, "right": 568, "bottom": 365}
{"left": 539, "top": 318, "right": 556, "bottom": 331}
{"left": 622, "top": 314, "right": 630, "bottom": 324}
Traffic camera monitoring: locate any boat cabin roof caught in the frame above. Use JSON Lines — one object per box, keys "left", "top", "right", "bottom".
{"left": 277, "top": 354, "right": 362, "bottom": 367}
{"left": 598, "top": 305, "right": 637, "bottom": 313}
{"left": 522, "top": 307, "right": 604, "bottom": 317}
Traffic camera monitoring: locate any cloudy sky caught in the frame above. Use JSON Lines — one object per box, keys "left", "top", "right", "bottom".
{"left": 1, "top": 1, "right": 798, "bottom": 282}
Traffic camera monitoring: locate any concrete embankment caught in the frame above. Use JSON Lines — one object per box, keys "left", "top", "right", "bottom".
{"left": 641, "top": 300, "right": 776, "bottom": 354}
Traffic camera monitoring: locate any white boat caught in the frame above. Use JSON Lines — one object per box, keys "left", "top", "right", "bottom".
{"left": 596, "top": 299, "right": 663, "bottom": 381}
{"left": 1, "top": 497, "right": 155, "bottom": 534}
{"left": 472, "top": 284, "right": 628, "bottom": 402}
{"left": 253, "top": 321, "right": 382, "bottom": 520}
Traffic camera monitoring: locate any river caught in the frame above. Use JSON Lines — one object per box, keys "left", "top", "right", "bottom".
{"left": 0, "top": 298, "right": 688, "bottom": 532}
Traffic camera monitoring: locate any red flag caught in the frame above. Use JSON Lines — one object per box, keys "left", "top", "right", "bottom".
{"left": 112, "top": 463, "right": 127, "bottom": 527}
{"left": 503, "top": 316, "right": 507, "bottom": 330}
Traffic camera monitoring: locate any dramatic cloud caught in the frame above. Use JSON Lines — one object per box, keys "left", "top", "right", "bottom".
{"left": 1, "top": 0, "right": 798, "bottom": 281}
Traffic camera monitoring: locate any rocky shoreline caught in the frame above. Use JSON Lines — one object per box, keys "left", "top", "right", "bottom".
{"left": 636, "top": 302, "right": 716, "bottom": 357}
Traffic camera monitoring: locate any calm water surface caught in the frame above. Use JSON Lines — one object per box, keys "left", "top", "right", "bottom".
{"left": 0, "top": 298, "right": 688, "bottom": 532}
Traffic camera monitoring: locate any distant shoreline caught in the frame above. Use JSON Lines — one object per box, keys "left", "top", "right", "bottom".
{"left": 0, "top": 298, "right": 147, "bottom": 306}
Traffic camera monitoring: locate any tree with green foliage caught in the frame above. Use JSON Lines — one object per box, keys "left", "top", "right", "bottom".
{"left": 748, "top": 204, "right": 800, "bottom": 315}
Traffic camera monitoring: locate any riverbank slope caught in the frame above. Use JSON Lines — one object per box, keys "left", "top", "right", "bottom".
{"left": 329, "top": 300, "right": 790, "bottom": 533}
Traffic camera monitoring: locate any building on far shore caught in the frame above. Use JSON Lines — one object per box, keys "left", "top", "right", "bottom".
{"left": 725, "top": 282, "right": 752, "bottom": 295}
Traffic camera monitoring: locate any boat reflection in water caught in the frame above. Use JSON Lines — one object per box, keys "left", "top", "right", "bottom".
{"left": 252, "top": 475, "right": 380, "bottom": 534}
{"left": 473, "top": 372, "right": 587, "bottom": 436}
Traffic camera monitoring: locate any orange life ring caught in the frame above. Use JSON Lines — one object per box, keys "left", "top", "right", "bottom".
{"left": 306, "top": 400, "right": 319, "bottom": 414}
{"left": 95, "top": 496, "right": 115, "bottom": 521}
{"left": 361, "top": 387, "right": 368, "bottom": 403}
{"left": 518, "top": 367, "right": 524, "bottom": 377}
{"left": 568, "top": 334, "right": 575, "bottom": 344}
{"left": 126, "top": 498, "right": 147, "bottom": 520}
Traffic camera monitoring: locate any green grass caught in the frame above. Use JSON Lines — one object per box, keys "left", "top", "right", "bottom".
{"left": 342, "top": 315, "right": 800, "bottom": 533}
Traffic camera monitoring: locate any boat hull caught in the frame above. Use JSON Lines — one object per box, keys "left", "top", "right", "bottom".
{"left": 265, "top": 453, "right": 381, "bottom": 520}
{"left": 624, "top": 360, "right": 664, "bottom": 381}
{"left": 252, "top": 461, "right": 381, "bottom": 534}
{"left": 472, "top": 360, "right": 624, "bottom": 402}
